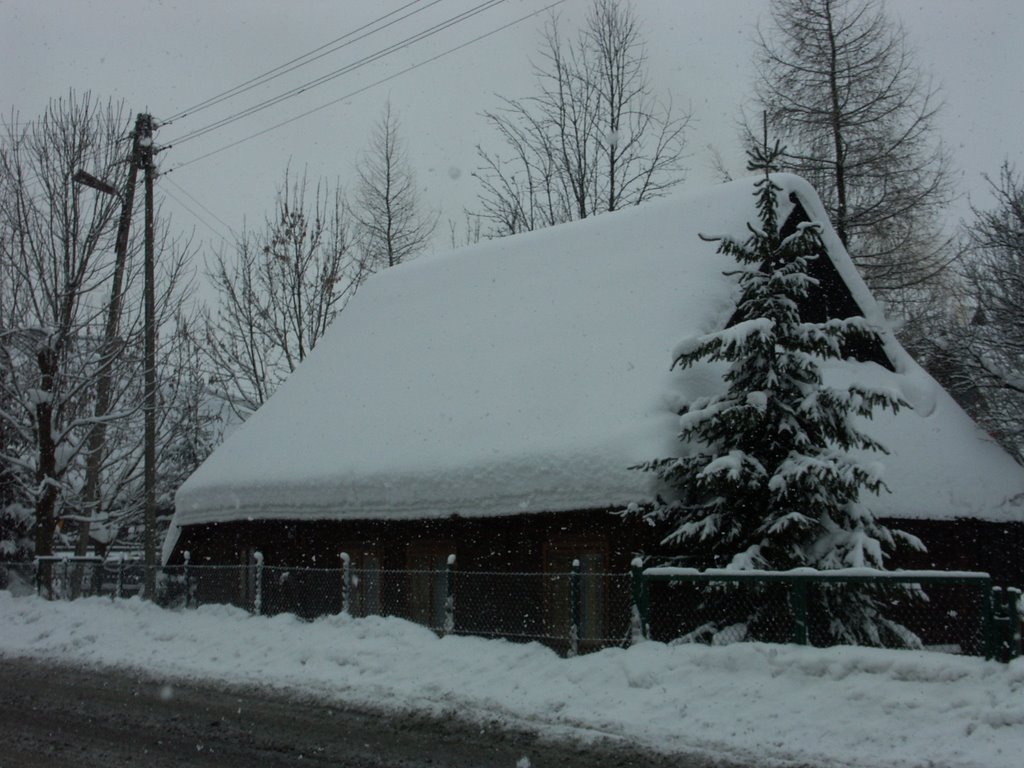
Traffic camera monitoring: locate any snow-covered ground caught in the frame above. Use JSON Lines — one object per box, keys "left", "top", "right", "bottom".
{"left": 1, "top": 592, "right": 1021, "bottom": 768}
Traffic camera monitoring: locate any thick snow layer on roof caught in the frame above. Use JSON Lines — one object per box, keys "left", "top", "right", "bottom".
{"left": 169, "top": 175, "right": 1024, "bottom": 560}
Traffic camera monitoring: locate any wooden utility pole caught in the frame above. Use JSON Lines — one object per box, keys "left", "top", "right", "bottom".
{"left": 139, "top": 113, "right": 158, "bottom": 598}
{"left": 72, "top": 123, "right": 143, "bottom": 572}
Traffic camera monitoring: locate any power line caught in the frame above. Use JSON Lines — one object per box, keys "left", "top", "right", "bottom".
{"left": 159, "top": 184, "right": 230, "bottom": 246}
{"left": 166, "top": 0, "right": 565, "bottom": 174}
{"left": 0, "top": 117, "right": 46, "bottom": 130}
{"left": 161, "top": 176, "right": 237, "bottom": 244}
{"left": 165, "top": 0, "right": 505, "bottom": 148}
{"left": 164, "top": 0, "right": 508, "bottom": 149}
{"left": 162, "top": 0, "right": 442, "bottom": 124}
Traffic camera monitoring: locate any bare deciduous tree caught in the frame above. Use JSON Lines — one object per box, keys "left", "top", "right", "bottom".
{"left": 155, "top": 316, "right": 224, "bottom": 524}
{"left": 474, "top": 0, "right": 690, "bottom": 236}
{"left": 354, "top": 101, "right": 436, "bottom": 270}
{"left": 0, "top": 92, "right": 194, "bottom": 560}
{"left": 0, "top": 93, "right": 130, "bottom": 558}
{"left": 204, "top": 168, "right": 359, "bottom": 420}
{"left": 448, "top": 213, "right": 483, "bottom": 250}
{"left": 959, "top": 164, "right": 1024, "bottom": 460}
{"left": 899, "top": 164, "right": 1024, "bottom": 464}
{"left": 752, "top": 0, "right": 954, "bottom": 308}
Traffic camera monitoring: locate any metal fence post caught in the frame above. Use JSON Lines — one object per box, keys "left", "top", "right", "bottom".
{"left": 115, "top": 556, "right": 124, "bottom": 600}
{"left": 1007, "top": 588, "right": 1022, "bottom": 661}
{"left": 992, "top": 587, "right": 1021, "bottom": 663}
{"left": 982, "top": 579, "right": 996, "bottom": 661}
{"left": 35, "top": 556, "right": 56, "bottom": 600}
{"left": 183, "top": 551, "right": 192, "bottom": 609}
{"left": 568, "top": 559, "right": 581, "bottom": 657}
{"left": 789, "top": 579, "right": 809, "bottom": 646}
{"left": 444, "top": 554, "right": 456, "bottom": 636}
{"left": 339, "top": 552, "right": 351, "bottom": 616}
{"left": 630, "top": 557, "right": 649, "bottom": 643}
{"left": 253, "top": 551, "right": 264, "bottom": 615}
{"left": 91, "top": 558, "right": 102, "bottom": 597}
{"left": 993, "top": 587, "right": 1007, "bottom": 662}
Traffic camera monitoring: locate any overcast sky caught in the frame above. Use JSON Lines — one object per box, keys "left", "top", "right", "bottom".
{"left": 2, "top": 0, "right": 1022, "bottom": 263}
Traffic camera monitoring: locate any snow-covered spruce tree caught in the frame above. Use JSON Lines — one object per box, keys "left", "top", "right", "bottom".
{"left": 633, "top": 136, "right": 923, "bottom": 646}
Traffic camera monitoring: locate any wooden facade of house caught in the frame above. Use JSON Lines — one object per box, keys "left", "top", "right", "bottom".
{"left": 174, "top": 510, "right": 659, "bottom": 642}
{"left": 172, "top": 514, "right": 1024, "bottom": 588}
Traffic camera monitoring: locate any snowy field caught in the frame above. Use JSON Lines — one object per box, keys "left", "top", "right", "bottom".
{"left": 1, "top": 591, "right": 1021, "bottom": 768}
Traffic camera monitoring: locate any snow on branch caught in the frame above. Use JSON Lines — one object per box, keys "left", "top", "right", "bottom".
{"left": 672, "top": 318, "right": 774, "bottom": 367}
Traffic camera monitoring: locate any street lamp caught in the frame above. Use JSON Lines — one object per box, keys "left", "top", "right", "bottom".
{"left": 73, "top": 169, "right": 120, "bottom": 199}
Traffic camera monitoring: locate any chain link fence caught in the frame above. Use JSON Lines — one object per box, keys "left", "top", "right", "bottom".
{"left": 4, "top": 556, "right": 1019, "bottom": 661}
{"left": 639, "top": 568, "right": 1021, "bottom": 660}
{"left": 446, "top": 570, "right": 635, "bottom": 652}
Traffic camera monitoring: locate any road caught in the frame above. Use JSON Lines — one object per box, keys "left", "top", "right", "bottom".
{"left": 0, "top": 656, "right": 745, "bottom": 768}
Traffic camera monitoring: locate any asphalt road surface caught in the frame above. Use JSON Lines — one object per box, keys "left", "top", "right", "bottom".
{"left": 0, "top": 656, "right": 751, "bottom": 768}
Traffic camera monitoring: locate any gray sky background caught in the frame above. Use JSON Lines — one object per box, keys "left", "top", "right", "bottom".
{"left": 2, "top": 0, "right": 1022, "bottom": 264}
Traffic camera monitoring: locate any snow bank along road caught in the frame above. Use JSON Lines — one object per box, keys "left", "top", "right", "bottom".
{"left": 1, "top": 592, "right": 1022, "bottom": 768}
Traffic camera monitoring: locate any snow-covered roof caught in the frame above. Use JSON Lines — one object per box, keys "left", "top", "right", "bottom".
{"left": 167, "top": 175, "right": 1024, "bottom": 561}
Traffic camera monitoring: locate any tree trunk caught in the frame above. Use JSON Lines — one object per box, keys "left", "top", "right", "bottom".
{"left": 825, "top": 1, "right": 849, "bottom": 248}
{"left": 33, "top": 347, "right": 58, "bottom": 560}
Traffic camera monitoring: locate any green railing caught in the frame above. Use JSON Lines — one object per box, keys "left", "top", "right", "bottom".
{"left": 634, "top": 565, "right": 1021, "bottom": 662}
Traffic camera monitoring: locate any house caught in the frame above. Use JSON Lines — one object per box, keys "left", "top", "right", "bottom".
{"left": 164, "top": 175, "right": 1024, "bottom": 632}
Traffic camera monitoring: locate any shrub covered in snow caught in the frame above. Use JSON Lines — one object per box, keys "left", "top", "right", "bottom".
{"left": 0, "top": 501, "right": 33, "bottom": 563}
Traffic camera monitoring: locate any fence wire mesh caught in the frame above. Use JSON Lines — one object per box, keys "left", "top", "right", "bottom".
{"left": 184, "top": 564, "right": 256, "bottom": 613}
{"left": 262, "top": 566, "right": 340, "bottom": 619}
{"left": 356, "top": 568, "right": 445, "bottom": 630}
{"left": 446, "top": 571, "right": 635, "bottom": 651}
{"left": 645, "top": 575, "right": 993, "bottom": 656}
{"left": 648, "top": 580, "right": 795, "bottom": 646}
{"left": 5, "top": 558, "right": 1016, "bottom": 659}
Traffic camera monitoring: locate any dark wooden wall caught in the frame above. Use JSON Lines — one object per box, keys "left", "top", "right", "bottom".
{"left": 171, "top": 511, "right": 1022, "bottom": 586}
{"left": 172, "top": 509, "right": 664, "bottom": 573}
{"left": 881, "top": 517, "right": 1024, "bottom": 588}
